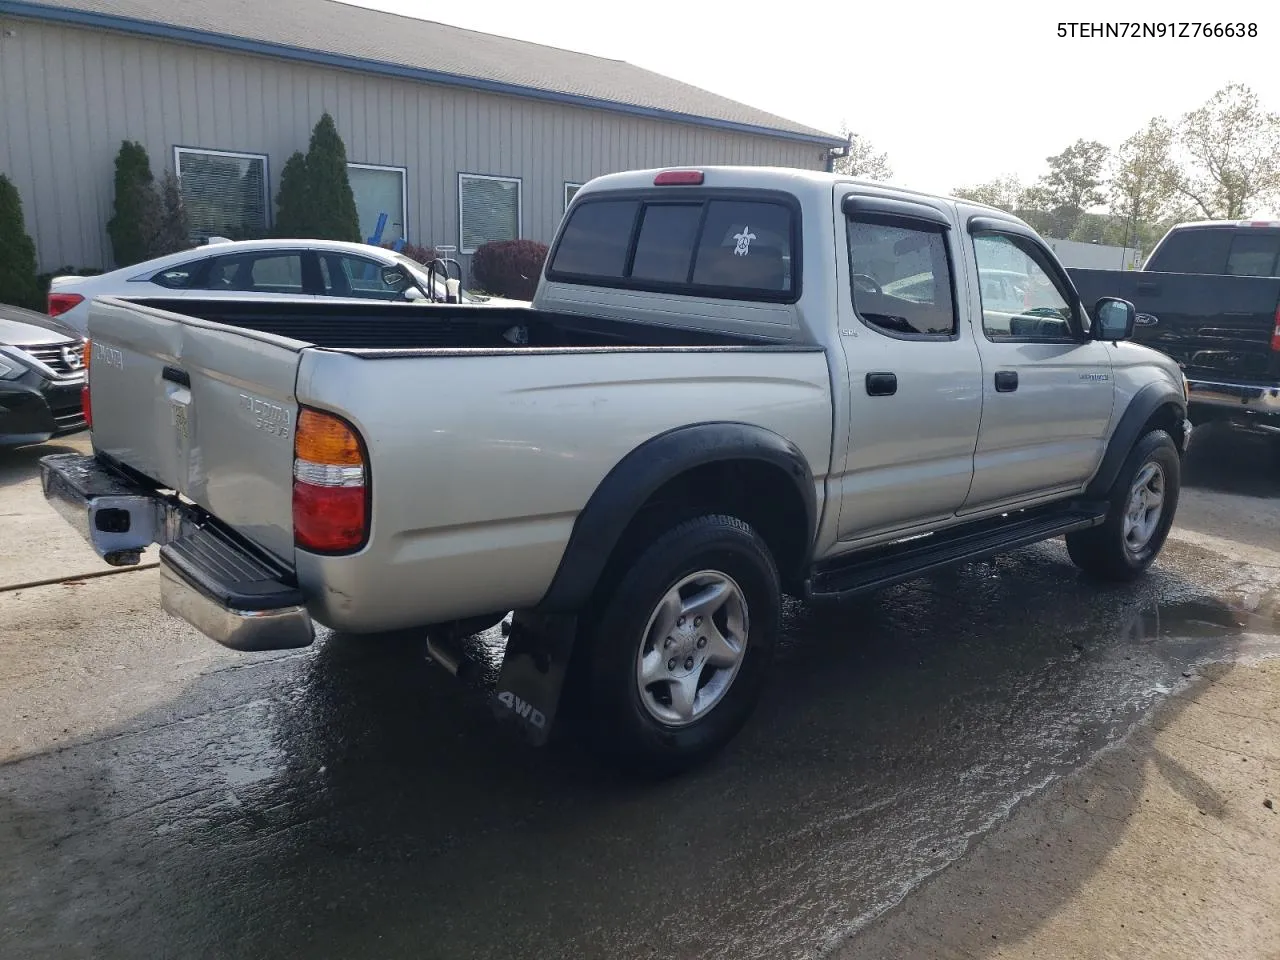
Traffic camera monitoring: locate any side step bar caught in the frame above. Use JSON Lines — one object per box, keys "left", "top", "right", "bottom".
{"left": 804, "top": 503, "right": 1108, "bottom": 601}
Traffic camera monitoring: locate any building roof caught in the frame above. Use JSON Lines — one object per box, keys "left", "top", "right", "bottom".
{"left": 2, "top": 0, "right": 845, "bottom": 146}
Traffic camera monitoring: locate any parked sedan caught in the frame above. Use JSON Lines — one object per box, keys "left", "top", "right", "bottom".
{"left": 0, "top": 302, "right": 87, "bottom": 447}
{"left": 47, "top": 238, "right": 525, "bottom": 335}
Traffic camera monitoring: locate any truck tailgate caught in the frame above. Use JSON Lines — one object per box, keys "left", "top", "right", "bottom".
{"left": 87, "top": 297, "right": 306, "bottom": 562}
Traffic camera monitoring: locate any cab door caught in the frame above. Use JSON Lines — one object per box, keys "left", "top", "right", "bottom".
{"left": 960, "top": 220, "right": 1115, "bottom": 512}
{"left": 833, "top": 193, "right": 984, "bottom": 542}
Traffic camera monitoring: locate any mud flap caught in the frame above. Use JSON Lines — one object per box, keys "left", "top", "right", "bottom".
{"left": 491, "top": 611, "right": 578, "bottom": 747}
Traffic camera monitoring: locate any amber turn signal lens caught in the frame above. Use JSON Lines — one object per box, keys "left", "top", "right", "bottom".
{"left": 295, "top": 408, "right": 364, "bottom": 466}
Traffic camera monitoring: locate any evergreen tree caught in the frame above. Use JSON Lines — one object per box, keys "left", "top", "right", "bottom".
{"left": 0, "top": 173, "right": 40, "bottom": 309}
{"left": 106, "top": 141, "right": 161, "bottom": 267}
{"left": 274, "top": 150, "right": 311, "bottom": 237}
{"left": 304, "top": 113, "right": 361, "bottom": 242}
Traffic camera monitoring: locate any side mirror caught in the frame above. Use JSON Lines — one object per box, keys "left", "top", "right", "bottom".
{"left": 402, "top": 285, "right": 426, "bottom": 302}
{"left": 1092, "top": 297, "right": 1135, "bottom": 341}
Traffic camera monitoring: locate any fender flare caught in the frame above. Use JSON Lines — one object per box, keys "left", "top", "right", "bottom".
{"left": 1085, "top": 382, "right": 1187, "bottom": 499}
{"left": 535, "top": 422, "right": 817, "bottom": 613}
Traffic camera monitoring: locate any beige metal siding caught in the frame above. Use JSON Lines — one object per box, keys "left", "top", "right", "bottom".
{"left": 0, "top": 17, "right": 828, "bottom": 272}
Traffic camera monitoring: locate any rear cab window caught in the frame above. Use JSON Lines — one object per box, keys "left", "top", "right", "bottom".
{"left": 1145, "top": 227, "right": 1232, "bottom": 274}
{"left": 1225, "top": 231, "right": 1280, "bottom": 277}
{"left": 546, "top": 191, "right": 798, "bottom": 301}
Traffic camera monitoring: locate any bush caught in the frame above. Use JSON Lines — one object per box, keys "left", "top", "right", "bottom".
{"left": 305, "top": 114, "right": 361, "bottom": 242}
{"left": 0, "top": 173, "right": 40, "bottom": 309}
{"left": 106, "top": 141, "right": 157, "bottom": 267}
{"left": 274, "top": 151, "right": 310, "bottom": 237}
{"left": 152, "top": 171, "right": 191, "bottom": 256}
{"left": 272, "top": 115, "right": 361, "bottom": 241}
{"left": 470, "top": 239, "right": 548, "bottom": 300}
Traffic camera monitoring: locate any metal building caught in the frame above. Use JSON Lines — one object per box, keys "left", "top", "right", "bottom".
{"left": 0, "top": 0, "right": 844, "bottom": 272}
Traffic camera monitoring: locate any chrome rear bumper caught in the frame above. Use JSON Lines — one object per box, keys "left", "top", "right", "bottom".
{"left": 40, "top": 452, "right": 313, "bottom": 651}
{"left": 1187, "top": 379, "right": 1280, "bottom": 433}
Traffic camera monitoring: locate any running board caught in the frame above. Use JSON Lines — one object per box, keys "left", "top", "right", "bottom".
{"left": 804, "top": 503, "right": 1108, "bottom": 601}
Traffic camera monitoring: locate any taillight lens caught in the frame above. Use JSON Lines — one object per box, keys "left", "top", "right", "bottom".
{"left": 1271, "top": 306, "right": 1280, "bottom": 353}
{"left": 293, "top": 408, "right": 369, "bottom": 553}
{"left": 48, "top": 293, "right": 84, "bottom": 318}
{"left": 81, "top": 339, "right": 92, "bottom": 428}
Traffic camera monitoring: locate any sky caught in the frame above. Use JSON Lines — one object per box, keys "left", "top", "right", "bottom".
{"left": 347, "top": 0, "right": 1278, "bottom": 211}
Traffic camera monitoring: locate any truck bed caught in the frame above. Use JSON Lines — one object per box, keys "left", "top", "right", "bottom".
{"left": 82, "top": 295, "right": 833, "bottom": 632}
{"left": 121, "top": 297, "right": 789, "bottom": 351}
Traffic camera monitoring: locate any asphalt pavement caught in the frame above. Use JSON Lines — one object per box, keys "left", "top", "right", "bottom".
{"left": 1, "top": 425, "right": 1277, "bottom": 960}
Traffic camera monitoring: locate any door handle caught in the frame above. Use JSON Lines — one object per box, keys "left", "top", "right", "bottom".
{"left": 162, "top": 365, "right": 191, "bottom": 387}
{"left": 994, "top": 370, "right": 1018, "bottom": 392}
{"left": 1136, "top": 283, "right": 1160, "bottom": 295}
{"left": 865, "top": 372, "right": 897, "bottom": 396}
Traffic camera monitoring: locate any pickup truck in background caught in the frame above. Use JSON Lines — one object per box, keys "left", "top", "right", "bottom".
{"left": 41, "top": 167, "right": 1191, "bottom": 773}
{"left": 1070, "top": 220, "right": 1280, "bottom": 450}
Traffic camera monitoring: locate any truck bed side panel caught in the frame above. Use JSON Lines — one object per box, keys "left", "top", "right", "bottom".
{"left": 293, "top": 348, "right": 833, "bottom": 632}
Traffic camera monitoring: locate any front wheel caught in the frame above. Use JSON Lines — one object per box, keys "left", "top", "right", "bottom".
{"left": 580, "top": 514, "right": 781, "bottom": 775}
{"left": 1067, "top": 428, "right": 1180, "bottom": 581}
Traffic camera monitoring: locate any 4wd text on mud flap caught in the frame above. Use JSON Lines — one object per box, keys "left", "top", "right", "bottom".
{"left": 497, "top": 691, "right": 546, "bottom": 729}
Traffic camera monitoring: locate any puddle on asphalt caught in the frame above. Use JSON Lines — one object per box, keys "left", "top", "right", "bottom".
{"left": 4, "top": 540, "right": 1280, "bottom": 960}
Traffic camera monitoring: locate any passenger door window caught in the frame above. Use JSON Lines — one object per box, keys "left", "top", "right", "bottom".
{"left": 318, "top": 253, "right": 412, "bottom": 300}
{"left": 846, "top": 219, "right": 957, "bottom": 337}
{"left": 198, "top": 253, "right": 306, "bottom": 295}
{"left": 971, "top": 233, "right": 1077, "bottom": 342}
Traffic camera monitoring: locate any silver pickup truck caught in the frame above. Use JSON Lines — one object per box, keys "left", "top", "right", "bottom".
{"left": 42, "top": 166, "right": 1192, "bottom": 772}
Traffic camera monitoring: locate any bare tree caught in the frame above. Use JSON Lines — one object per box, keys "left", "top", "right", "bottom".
{"left": 1176, "top": 83, "right": 1280, "bottom": 219}
{"left": 832, "top": 126, "right": 894, "bottom": 181}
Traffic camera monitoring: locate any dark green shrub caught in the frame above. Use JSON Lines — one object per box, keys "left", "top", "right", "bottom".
{"left": 0, "top": 173, "right": 40, "bottom": 309}
{"left": 106, "top": 141, "right": 160, "bottom": 267}
{"left": 304, "top": 114, "right": 360, "bottom": 242}
{"left": 470, "top": 240, "right": 548, "bottom": 300}
{"left": 274, "top": 151, "right": 311, "bottom": 237}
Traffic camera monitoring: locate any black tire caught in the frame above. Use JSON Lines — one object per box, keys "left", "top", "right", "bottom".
{"left": 1067, "top": 428, "right": 1180, "bottom": 581}
{"left": 579, "top": 514, "right": 780, "bottom": 775}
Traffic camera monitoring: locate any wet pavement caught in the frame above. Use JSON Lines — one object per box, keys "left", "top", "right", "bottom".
{"left": 1, "top": 425, "right": 1278, "bottom": 960}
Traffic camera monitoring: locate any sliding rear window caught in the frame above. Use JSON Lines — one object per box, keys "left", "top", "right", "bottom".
{"left": 546, "top": 191, "right": 799, "bottom": 302}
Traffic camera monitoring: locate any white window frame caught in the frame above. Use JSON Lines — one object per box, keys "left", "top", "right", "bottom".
{"left": 173, "top": 146, "right": 271, "bottom": 235}
{"left": 564, "top": 181, "right": 585, "bottom": 213}
{"left": 457, "top": 173, "right": 523, "bottom": 255}
{"left": 347, "top": 162, "right": 409, "bottom": 244}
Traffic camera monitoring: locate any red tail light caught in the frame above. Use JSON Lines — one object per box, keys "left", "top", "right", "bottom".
{"left": 81, "top": 340, "right": 92, "bottom": 428}
{"left": 292, "top": 408, "right": 369, "bottom": 553}
{"left": 1271, "top": 306, "right": 1280, "bottom": 353}
{"left": 654, "top": 170, "right": 704, "bottom": 186}
{"left": 48, "top": 293, "right": 84, "bottom": 318}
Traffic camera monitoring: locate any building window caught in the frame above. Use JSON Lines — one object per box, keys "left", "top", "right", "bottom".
{"left": 174, "top": 147, "right": 269, "bottom": 241}
{"left": 348, "top": 163, "right": 408, "bottom": 247}
{"left": 458, "top": 173, "right": 521, "bottom": 254}
{"left": 564, "top": 182, "right": 584, "bottom": 213}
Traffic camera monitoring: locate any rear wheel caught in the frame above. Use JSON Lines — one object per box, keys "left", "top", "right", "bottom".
{"left": 1067, "top": 428, "right": 1180, "bottom": 581}
{"left": 580, "top": 514, "right": 780, "bottom": 775}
